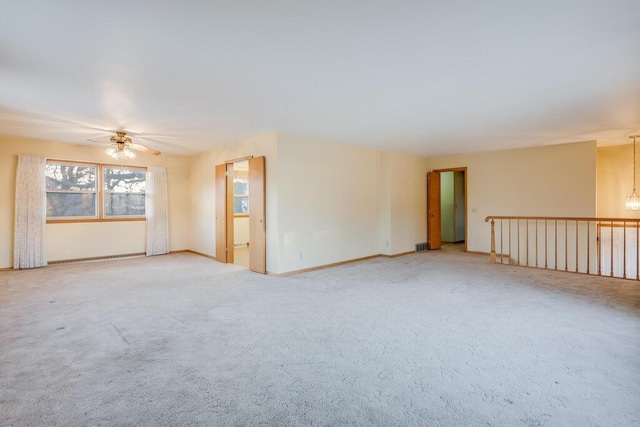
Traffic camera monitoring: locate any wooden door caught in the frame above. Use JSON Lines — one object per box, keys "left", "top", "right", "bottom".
{"left": 427, "top": 171, "right": 441, "bottom": 250}
{"left": 215, "top": 164, "right": 227, "bottom": 263}
{"left": 249, "top": 156, "right": 266, "bottom": 273}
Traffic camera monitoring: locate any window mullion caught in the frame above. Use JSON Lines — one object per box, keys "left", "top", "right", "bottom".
{"left": 99, "top": 164, "right": 104, "bottom": 219}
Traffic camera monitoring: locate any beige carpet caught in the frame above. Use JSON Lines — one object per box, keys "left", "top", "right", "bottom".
{"left": 1, "top": 251, "right": 639, "bottom": 426}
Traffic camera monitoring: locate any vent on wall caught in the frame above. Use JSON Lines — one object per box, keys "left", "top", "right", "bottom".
{"left": 415, "top": 242, "right": 429, "bottom": 252}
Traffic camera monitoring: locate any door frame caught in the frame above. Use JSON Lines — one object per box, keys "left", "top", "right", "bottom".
{"left": 433, "top": 167, "right": 468, "bottom": 252}
{"left": 215, "top": 164, "right": 229, "bottom": 263}
{"left": 427, "top": 171, "right": 441, "bottom": 250}
{"left": 215, "top": 156, "right": 267, "bottom": 274}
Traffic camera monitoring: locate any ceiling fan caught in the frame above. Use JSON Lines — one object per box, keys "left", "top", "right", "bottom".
{"left": 89, "top": 131, "right": 161, "bottom": 160}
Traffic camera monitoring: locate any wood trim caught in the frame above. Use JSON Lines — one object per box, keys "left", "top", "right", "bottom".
{"left": 433, "top": 167, "right": 468, "bottom": 251}
{"left": 249, "top": 156, "right": 266, "bottom": 274}
{"left": 268, "top": 252, "right": 413, "bottom": 276}
{"left": 596, "top": 223, "right": 640, "bottom": 229}
{"left": 183, "top": 249, "right": 217, "bottom": 261}
{"left": 189, "top": 249, "right": 417, "bottom": 275}
{"left": 427, "top": 171, "right": 441, "bottom": 250}
{"left": 47, "top": 218, "right": 146, "bottom": 224}
{"left": 215, "top": 164, "right": 227, "bottom": 263}
{"left": 463, "top": 169, "right": 468, "bottom": 250}
{"left": 234, "top": 214, "right": 249, "bottom": 218}
{"left": 48, "top": 252, "right": 145, "bottom": 265}
{"left": 433, "top": 167, "right": 467, "bottom": 173}
{"left": 268, "top": 255, "right": 380, "bottom": 277}
{"left": 0, "top": 267, "right": 14, "bottom": 271}
{"left": 379, "top": 251, "right": 415, "bottom": 258}
{"left": 485, "top": 216, "right": 640, "bottom": 222}
{"left": 225, "top": 155, "right": 254, "bottom": 164}
{"left": 465, "top": 250, "right": 491, "bottom": 256}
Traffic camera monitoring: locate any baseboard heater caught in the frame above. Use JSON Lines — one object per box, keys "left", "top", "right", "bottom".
{"left": 415, "top": 242, "right": 429, "bottom": 252}
{"left": 48, "top": 252, "right": 146, "bottom": 265}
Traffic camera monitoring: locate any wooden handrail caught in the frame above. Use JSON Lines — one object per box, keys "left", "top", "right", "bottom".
{"left": 486, "top": 215, "right": 640, "bottom": 222}
{"left": 485, "top": 215, "right": 640, "bottom": 281}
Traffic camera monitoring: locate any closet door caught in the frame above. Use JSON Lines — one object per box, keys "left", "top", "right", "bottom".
{"left": 249, "top": 156, "right": 266, "bottom": 273}
{"left": 215, "top": 163, "right": 233, "bottom": 263}
{"left": 216, "top": 165, "right": 227, "bottom": 262}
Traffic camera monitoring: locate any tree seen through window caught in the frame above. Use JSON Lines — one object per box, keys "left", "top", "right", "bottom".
{"left": 45, "top": 162, "right": 146, "bottom": 219}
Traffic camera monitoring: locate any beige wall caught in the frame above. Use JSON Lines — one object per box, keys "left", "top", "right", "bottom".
{"left": 189, "top": 132, "right": 279, "bottom": 271}
{"left": 276, "top": 133, "right": 380, "bottom": 273}
{"left": 2, "top": 132, "right": 603, "bottom": 273}
{"left": 428, "top": 141, "right": 598, "bottom": 253}
{"left": 378, "top": 151, "right": 429, "bottom": 255}
{"left": 0, "top": 135, "right": 191, "bottom": 268}
{"left": 597, "top": 144, "right": 639, "bottom": 218}
{"left": 190, "top": 132, "right": 386, "bottom": 274}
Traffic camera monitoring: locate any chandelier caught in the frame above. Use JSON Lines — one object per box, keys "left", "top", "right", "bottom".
{"left": 626, "top": 135, "right": 640, "bottom": 211}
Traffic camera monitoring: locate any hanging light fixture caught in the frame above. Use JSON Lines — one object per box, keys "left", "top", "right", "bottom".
{"left": 105, "top": 132, "right": 136, "bottom": 161}
{"left": 105, "top": 141, "right": 136, "bottom": 160}
{"left": 626, "top": 135, "right": 640, "bottom": 211}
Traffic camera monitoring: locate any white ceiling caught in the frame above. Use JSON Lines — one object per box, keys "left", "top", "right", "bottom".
{"left": 1, "top": 1, "right": 639, "bottom": 156}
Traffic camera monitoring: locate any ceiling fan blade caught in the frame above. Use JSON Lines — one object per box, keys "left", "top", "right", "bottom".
{"left": 130, "top": 143, "right": 161, "bottom": 156}
{"left": 87, "top": 138, "right": 109, "bottom": 144}
{"left": 135, "top": 135, "right": 188, "bottom": 149}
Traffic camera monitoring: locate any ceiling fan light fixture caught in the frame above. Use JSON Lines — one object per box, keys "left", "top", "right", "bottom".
{"left": 105, "top": 146, "right": 136, "bottom": 160}
{"left": 89, "top": 130, "right": 161, "bottom": 157}
{"left": 626, "top": 135, "right": 640, "bottom": 211}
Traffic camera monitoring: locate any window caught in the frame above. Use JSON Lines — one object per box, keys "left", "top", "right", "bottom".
{"left": 45, "top": 161, "right": 146, "bottom": 221}
{"left": 234, "top": 180, "right": 249, "bottom": 214}
{"left": 103, "top": 167, "right": 146, "bottom": 217}
{"left": 233, "top": 163, "right": 249, "bottom": 214}
{"left": 45, "top": 163, "right": 97, "bottom": 218}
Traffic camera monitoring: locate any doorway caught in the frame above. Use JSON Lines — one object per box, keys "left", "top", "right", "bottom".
{"left": 427, "top": 167, "right": 467, "bottom": 251}
{"left": 215, "top": 156, "right": 266, "bottom": 273}
{"left": 232, "top": 160, "right": 250, "bottom": 268}
{"left": 440, "top": 170, "right": 466, "bottom": 245}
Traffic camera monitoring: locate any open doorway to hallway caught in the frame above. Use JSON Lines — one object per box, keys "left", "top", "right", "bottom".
{"left": 439, "top": 169, "right": 466, "bottom": 251}
{"left": 427, "top": 167, "right": 467, "bottom": 251}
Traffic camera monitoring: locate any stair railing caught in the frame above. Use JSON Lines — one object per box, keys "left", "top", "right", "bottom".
{"left": 485, "top": 216, "right": 640, "bottom": 280}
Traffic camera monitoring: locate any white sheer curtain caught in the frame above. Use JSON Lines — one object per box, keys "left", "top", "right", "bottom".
{"left": 14, "top": 155, "right": 47, "bottom": 269}
{"left": 146, "top": 166, "right": 169, "bottom": 256}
